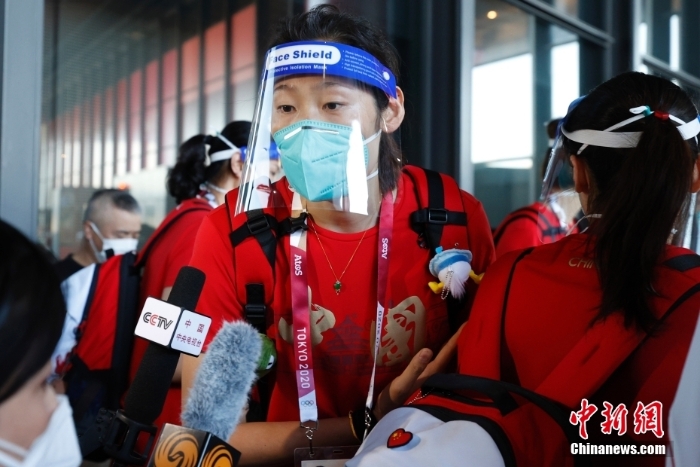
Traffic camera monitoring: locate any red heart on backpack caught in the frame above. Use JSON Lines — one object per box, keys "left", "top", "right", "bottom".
{"left": 387, "top": 428, "right": 413, "bottom": 448}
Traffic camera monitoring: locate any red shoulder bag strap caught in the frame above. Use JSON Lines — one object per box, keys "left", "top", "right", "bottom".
{"left": 134, "top": 203, "right": 211, "bottom": 269}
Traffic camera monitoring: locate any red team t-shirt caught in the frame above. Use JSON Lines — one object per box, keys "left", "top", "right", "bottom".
{"left": 129, "top": 198, "right": 213, "bottom": 429}
{"left": 189, "top": 173, "right": 495, "bottom": 421}
{"left": 457, "top": 234, "right": 700, "bottom": 466}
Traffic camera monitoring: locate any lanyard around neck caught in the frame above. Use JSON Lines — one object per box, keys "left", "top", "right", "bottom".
{"left": 288, "top": 191, "right": 395, "bottom": 430}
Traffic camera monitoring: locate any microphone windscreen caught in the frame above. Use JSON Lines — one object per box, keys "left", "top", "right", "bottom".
{"left": 124, "top": 266, "right": 206, "bottom": 424}
{"left": 181, "top": 321, "right": 261, "bottom": 441}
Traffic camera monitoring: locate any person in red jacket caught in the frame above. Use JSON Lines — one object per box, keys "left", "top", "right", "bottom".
{"left": 182, "top": 5, "right": 495, "bottom": 465}
{"left": 128, "top": 121, "right": 251, "bottom": 445}
{"left": 457, "top": 72, "right": 700, "bottom": 466}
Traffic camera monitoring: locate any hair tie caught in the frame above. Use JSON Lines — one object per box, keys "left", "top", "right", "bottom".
{"left": 653, "top": 110, "right": 670, "bottom": 121}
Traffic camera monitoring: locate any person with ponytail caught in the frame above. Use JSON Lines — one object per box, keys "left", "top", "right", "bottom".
{"left": 445, "top": 72, "right": 700, "bottom": 465}
{"left": 127, "top": 121, "right": 252, "bottom": 449}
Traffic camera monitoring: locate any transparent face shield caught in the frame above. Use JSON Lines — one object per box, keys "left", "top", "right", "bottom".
{"left": 536, "top": 133, "right": 581, "bottom": 242}
{"left": 235, "top": 41, "right": 398, "bottom": 216}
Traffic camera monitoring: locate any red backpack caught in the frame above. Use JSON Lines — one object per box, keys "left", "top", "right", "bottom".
{"left": 493, "top": 204, "right": 568, "bottom": 249}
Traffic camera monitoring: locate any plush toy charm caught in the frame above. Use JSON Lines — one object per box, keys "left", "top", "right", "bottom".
{"left": 428, "top": 247, "right": 483, "bottom": 299}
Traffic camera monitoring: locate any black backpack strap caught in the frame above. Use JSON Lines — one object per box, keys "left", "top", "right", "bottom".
{"left": 109, "top": 252, "right": 141, "bottom": 407}
{"left": 499, "top": 248, "right": 534, "bottom": 386}
{"left": 73, "top": 262, "right": 102, "bottom": 342}
{"left": 244, "top": 283, "right": 267, "bottom": 334}
{"left": 229, "top": 209, "right": 279, "bottom": 270}
{"left": 664, "top": 254, "right": 700, "bottom": 272}
{"left": 405, "top": 167, "right": 467, "bottom": 253}
{"left": 404, "top": 166, "right": 471, "bottom": 333}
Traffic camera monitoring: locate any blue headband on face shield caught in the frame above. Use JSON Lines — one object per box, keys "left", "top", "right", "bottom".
{"left": 264, "top": 40, "right": 397, "bottom": 99}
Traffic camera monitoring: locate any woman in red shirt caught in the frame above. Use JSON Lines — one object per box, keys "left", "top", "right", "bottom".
{"left": 457, "top": 72, "right": 700, "bottom": 466}
{"left": 183, "top": 5, "right": 495, "bottom": 465}
{"left": 129, "top": 121, "right": 250, "bottom": 439}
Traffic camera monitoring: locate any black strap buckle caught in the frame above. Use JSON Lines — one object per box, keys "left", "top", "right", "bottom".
{"left": 244, "top": 303, "right": 266, "bottom": 319}
{"left": 279, "top": 212, "right": 308, "bottom": 236}
{"left": 247, "top": 215, "right": 271, "bottom": 236}
{"left": 427, "top": 208, "right": 448, "bottom": 224}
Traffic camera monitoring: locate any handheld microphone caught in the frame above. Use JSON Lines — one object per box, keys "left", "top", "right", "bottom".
{"left": 146, "top": 321, "right": 261, "bottom": 467}
{"left": 125, "top": 266, "right": 206, "bottom": 423}
{"left": 87, "top": 266, "right": 206, "bottom": 466}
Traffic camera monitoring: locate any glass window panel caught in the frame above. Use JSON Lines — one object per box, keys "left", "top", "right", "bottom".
{"left": 116, "top": 79, "right": 128, "bottom": 176}
{"left": 205, "top": 21, "right": 226, "bottom": 131}
{"left": 63, "top": 110, "right": 72, "bottom": 187}
{"left": 161, "top": 49, "right": 178, "bottom": 166}
{"left": 92, "top": 94, "right": 103, "bottom": 188}
{"left": 162, "top": 49, "right": 178, "bottom": 100}
{"left": 104, "top": 86, "right": 115, "bottom": 187}
{"left": 230, "top": 4, "right": 256, "bottom": 120}
{"left": 72, "top": 105, "right": 81, "bottom": 187}
{"left": 473, "top": 0, "right": 584, "bottom": 227}
{"left": 161, "top": 98, "right": 177, "bottom": 167}
{"left": 55, "top": 115, "right": 64, "bottom": 188}
{"left": 551, "top": 41, "right": 579, "bottom": 118}
{"left": 130, "top": 70, "right": 143, "bottom": 171}
{"left": 81, "top": 100, "right": 92, "bottom": 187}
{"left": 181, "top": 36, "right": 200, "bottom": 138}
{"left": 145, "top": 60, "right": 159, "bottom": 168}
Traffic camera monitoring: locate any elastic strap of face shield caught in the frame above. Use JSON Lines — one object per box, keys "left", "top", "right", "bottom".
{"left": 561, "top": 105, "right": 700, "bottom": 154}
{"left": 208, "top": 132, "right": 242, "bottom": 164}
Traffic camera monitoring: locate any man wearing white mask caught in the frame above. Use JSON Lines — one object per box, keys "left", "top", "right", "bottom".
{"left": 51, "top": 189, "right": 141, "bottom": 382}
{"left": 55, "top": 189, "right": 142, "bottom": 280}
{"left": 0, "top": 220, "right": 82, "bottom": 467}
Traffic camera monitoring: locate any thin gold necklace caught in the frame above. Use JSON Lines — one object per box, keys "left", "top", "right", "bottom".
{"left": 309, "top": 219, "right": 369, "bottom": 295}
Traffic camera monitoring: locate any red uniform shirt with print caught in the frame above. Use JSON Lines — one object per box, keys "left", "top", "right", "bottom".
{"left": 189, "top": 173, "right": 495, "bottom": 422}
{"left": 458, "top": 234, "right": 700, "bottom": 466}
{"left": 129, "top": 198, "right": 213, "bottom": 429}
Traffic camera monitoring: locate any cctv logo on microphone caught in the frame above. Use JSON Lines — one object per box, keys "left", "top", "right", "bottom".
{"left": 135, "top": 298, "right": 182, "bottom": 346}
{"left": 142, "top": 312, "right": 174, "bottom": 330}
{"left": 135, "top": 297, "right": 212, "bottom": 356}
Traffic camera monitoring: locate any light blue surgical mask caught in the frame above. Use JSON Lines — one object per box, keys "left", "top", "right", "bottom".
{"left": 273, "top": 119, "right": 381, "bottom": 202}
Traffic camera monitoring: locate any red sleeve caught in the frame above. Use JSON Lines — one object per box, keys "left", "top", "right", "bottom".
{"left": 188, "top": 211, "right": 243, "bottom": 349}
{"left": 494, "top": 217, "right": 540, "bottom": 259}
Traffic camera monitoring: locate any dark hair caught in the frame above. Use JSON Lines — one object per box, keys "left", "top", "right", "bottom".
{"left": 0, "top": 220, "right": 66, "bottom": 403}
{"left": 562, "top": 72, "right": 699, "bottom": 331}
{"left": 167, "top": 121, "right": 252, "bottom": 203}
{"left": 84, "top": 188, "right": 141, "bottom": 222}
{"left": 270, "top": 5, "right": 403, "bottom": 194}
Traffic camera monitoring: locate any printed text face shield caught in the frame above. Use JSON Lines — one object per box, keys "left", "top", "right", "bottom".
{"left": 235, "top": 41, "right": 397, "bottom": 216}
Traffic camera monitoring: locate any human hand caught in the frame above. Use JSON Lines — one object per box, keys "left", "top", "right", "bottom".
{"left": 373, "top": 323, "right": 466, "bottom": 420}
